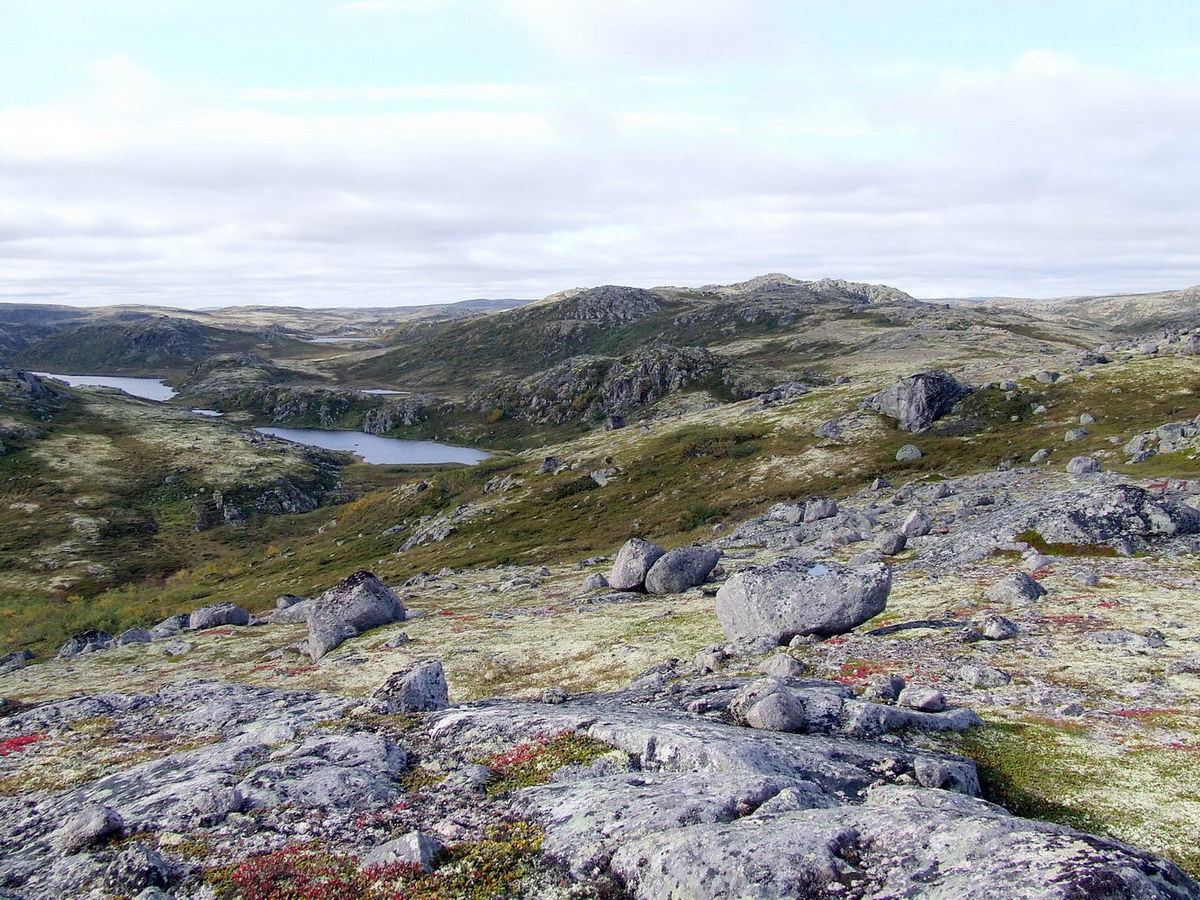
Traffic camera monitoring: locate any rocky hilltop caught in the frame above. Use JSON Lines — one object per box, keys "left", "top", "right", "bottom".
{"left": 5, "top": 277, "right": 1200, "bottom": 898}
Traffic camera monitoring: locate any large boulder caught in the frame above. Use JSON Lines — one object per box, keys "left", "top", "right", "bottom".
{"left": 716, "top": 558, "right": 892, "bottom": 643}
{"left": 864, "top": 370, "right": 972, "bottom": 432}
{"left": 1033, "top": 483, "right": 1200, "bottom": 547}
{"left": 644, "top": 547, "right": 720, "bottom": 595}
{"left": 609, "top": 538, "right": 666, "bottom": 591}
{"left": 305, "top": 571, "right": 407, "bottom": 660}
{"left": 187, "top": 603, "right": 251, "bottom": 630}
{"left": 58, "top": 630, "right": 112, "bottom": 658}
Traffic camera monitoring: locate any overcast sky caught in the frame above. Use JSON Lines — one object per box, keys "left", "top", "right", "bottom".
{"left": 2, "top": 1, "right": 1199, "bottom": 307}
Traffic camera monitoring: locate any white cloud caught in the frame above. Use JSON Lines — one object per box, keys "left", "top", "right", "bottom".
{"left": 0, "top": 52, "right": 1198, "bottom": 306}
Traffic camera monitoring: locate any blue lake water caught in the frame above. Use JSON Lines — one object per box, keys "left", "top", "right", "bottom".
{"left": 254, "top": 427, "right": 489, "bottom": 465}
{"left": 31, "top": 372, "right": 177, "bottom": 401}
{"left": 360, "top": 388, "right": 406, "bottom": 395}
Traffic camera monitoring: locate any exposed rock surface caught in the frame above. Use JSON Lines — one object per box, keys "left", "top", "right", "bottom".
{"left": 609, "top": 538, "right": 667, "bottom": 591}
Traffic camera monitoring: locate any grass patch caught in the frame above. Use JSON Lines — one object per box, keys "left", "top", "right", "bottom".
{"left": 482, "top": 731, "right": 614, "bottom": 794}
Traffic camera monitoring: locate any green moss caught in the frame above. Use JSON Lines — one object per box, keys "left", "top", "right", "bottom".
{"left": 1015, "top": 530, "right": 1119, "bottom": 558}
{"left": 482, "top": 731, "right": 614, "bottom": 794}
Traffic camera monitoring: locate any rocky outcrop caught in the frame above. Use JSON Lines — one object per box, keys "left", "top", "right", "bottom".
{"left": 469, "top": 345, "right": 726, "bottom": 425}
{"left": 864, "top": 369, "right": 973, "bottom": 432}
{"left": 549, "top": 285, "right": 662, "bottom": 323}
{"left": 716, "top": 558, "right": 892, "bottom": 642}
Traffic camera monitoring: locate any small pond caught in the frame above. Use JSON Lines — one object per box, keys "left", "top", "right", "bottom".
{"left": 31, "top": 372, "right": 177, "bottom": 402}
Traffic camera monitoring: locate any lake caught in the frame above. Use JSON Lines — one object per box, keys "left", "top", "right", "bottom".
{"left": 31, "top": 372, "right": 177, "bottom": 401}
{"left": 307, "top": 337, "right": 373, "bottom": 343}
{"left": 254, "top": 427, "right": 489, "bottom": 465}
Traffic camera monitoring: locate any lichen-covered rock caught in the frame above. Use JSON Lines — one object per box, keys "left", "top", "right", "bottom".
{"left": 986, "top": 572, "right": 1047, "bottom": 605}
{"left": 609, "top": 538, "right": 666, "bottom": 591}
{"left": 1067, "top": 455, "right": 1101, "bottom": 474}
{"left": 363, "top": 831, "right": 444, "bottom": 873}
{"left": 56, "top": 805, "right": 123, "bottom": 854}
{"left": 716, "top": 558, "right": 892, "bottom": 643}
{"left": 644, "top": 547, "right": 720, "bottom": 595}
{"left": 301, "top": 571, "right": 407, "bottom": 660}
{"left": 373, "top": 659, "right": 449, "bottom": 713}
{"left": 187, "top": 603, "right": 250, "bottom": 630}
{"left": 58, "top": 630, "right": 112, "bottom": 658}
{"left": 864, "top": 369, "right": 973, "bottom": 432}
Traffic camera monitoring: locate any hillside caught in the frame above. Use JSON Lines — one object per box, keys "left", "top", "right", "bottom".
{"left": 3, "top": 279, "right": 1200, "bottom": 898}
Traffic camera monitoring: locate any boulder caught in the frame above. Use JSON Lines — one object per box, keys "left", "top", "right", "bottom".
{"left": 875, "top": 531, "right": 907, "bottom": 555}
{"left": 305, "top": 571, "right": 407, "bottom": 661}
{"left": 760, "top": 653, "right": 806, "bottom": 678}
{"left": 1066, "top": 455, "right": 1101, "bottom": 475}
{"left": 895, "top": 444, "right": 924, "bottom": 462}
{"left": 1064, "top": 427, "right": 1090, "bottom": 442}
{"left": 1030, "top": 448, "right": 1051, "bottom": 463}
{"left": 581, "top": 572, "right": 609, "bottom": 592}
{"left": 644, "top": 547, "right": 720, "bottom": 595}
{"left": 373, "top": 659, "right": 449, "bottom": 713}
{"left": 803, "top": 498, "right": 839, "bottom": 522}
{"left": 986, "top": 572, "right": 1047, "bottom": 604}
{"left": 608, "top": 538, "right": 666, "bottom": 591}
{"left": 116, "top": 627, "right": 152, "bottom": 646}
{"left": 727, "top": 678, "right": 806, "bottom": 733}
{"left": 901, "top": 509, "right": 932, "bottom": 538}
{"left": 0, "top": 649, "right": 34, "bottom": 675}
{"left": 57, "top": 805, "right": 123, "bottom": 854}
{"left": 363, "top": 831, "right": 443, "bottom": 873}
{"left": 980, "top": 614, "right": 1020, "bottom": 640}
{"left": 58, "top": 630, "right": 112, "bottom": 658}
{"left": 716, "top": 558, "right": 891, "bottom": 643}
{"left": 188, "top": 603, "right": 251, "bottom": 630}
{"left": 957, "top": 663, "right": 1012, "bottom": 689}
{"left": 898, "top": 687, "right": 946, "bottom": 712}
{"left": 864, "top": 370, "right": 972, "bottom": 432}
{"left": 148, "top": 614, "right": 189, "bottom": 639}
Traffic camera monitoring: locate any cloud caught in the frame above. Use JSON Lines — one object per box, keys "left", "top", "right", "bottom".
{"left": 0, "top": 52, "right": 1198, "bottom": 307}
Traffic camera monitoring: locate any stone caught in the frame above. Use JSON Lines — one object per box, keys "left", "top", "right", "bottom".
{"left": 116, "top": 627, "right": 152, "bottom": 646}
{"left": 381, "top": 631, "right": 411, "bottom": 648}
{"left": 986, "top": 572, "right": 1047, "bottom": 604}
{"left": 1066, "top": 455, "right": 1101, "bottom": 474}
{"left": 1080, "top": 413, "right": 1096, "bottom": 425}
{"left": 581, "top": 572, "right": 609, "bottom": 591}
{"left": 760, "top": 653, "right": 806, "bottom": 678}
{"left": 901, "top": 509, "right": 932, "bottom": 538}
{"left": 537, "top": 456, "right": 564, "bottom": 474}
{"left": 1034, "top": 370, "right": 1060, "bottom": 383}
{"left": 58, "top": 630, "right": 112, "bottom": 658}
{"left": 608, "top": 538, "right": 666, "bottom": 591}
{"left": 275, "top": 594, "right": 305, "bottom": 609}
{"left": 716, "top": 557, "right": 891, "bottom": 643}
{"left": 305, "top": 571, "right": 407, "bottom": 660}
{"left": 373, "top": 659, "right": 449, "bottom": 713}
{"left": 863, "top": 370, "right": 973, "bottom": 432}
{"left": 1030, "top": 448, "right": 1051, "bottom": 463}
{"left": 188, "top": 603, "right": 251, "bottom": 630}
{"left": 57, "top": 805, "right": 123, "bottom": 854}
{"left": 1021, "top": 553, "right": 1053, "bottom": 572}
{"left": 1064, "top": 427, "right": 1090, "bottom": 442}
{"left": 0, "top": 649, "right": 34, "bottom": 675}
{"left": 957, "top": 663, "right": 1012, "bottom": 689}
{"left": 644, "top": 546, "right": 720, "bottom": 595}
{"left": 980, "top": 614, "right": 1020, "bottom": 640}
{"left": 363, "top": 831, "right": 444, "bottom": 873}
{"left": 104, "top": 844, "right": 172, "bottom": 895}
{"left": 896, "top": 444, "right": 924, "bottom": 462}
{"left": 897, "top": 686, "right": 946, "bottom": 712}
{"left": 693, "top": 646, "right": 728, "bottom": 675}
{"left": 728, "top": 678, "right": 806, "bottom": 733}
{"left": 160, "top": 640, "right": 193, "bottom": 657}
{"left": 803, "top": 498, "right": 839, "bottom": 522}
{"left": 861, "top": 674, "right": 906, "bottom": 703}
{"left": 148, "top": 614, "right": 189, "bottom": 640}
{"left": 875, "top": 531, "right": 907, "bottom": 555}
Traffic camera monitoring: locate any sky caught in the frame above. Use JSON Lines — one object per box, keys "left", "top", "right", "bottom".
{"left": 1, "top": 1, "right": 1199, "bottom": 307}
